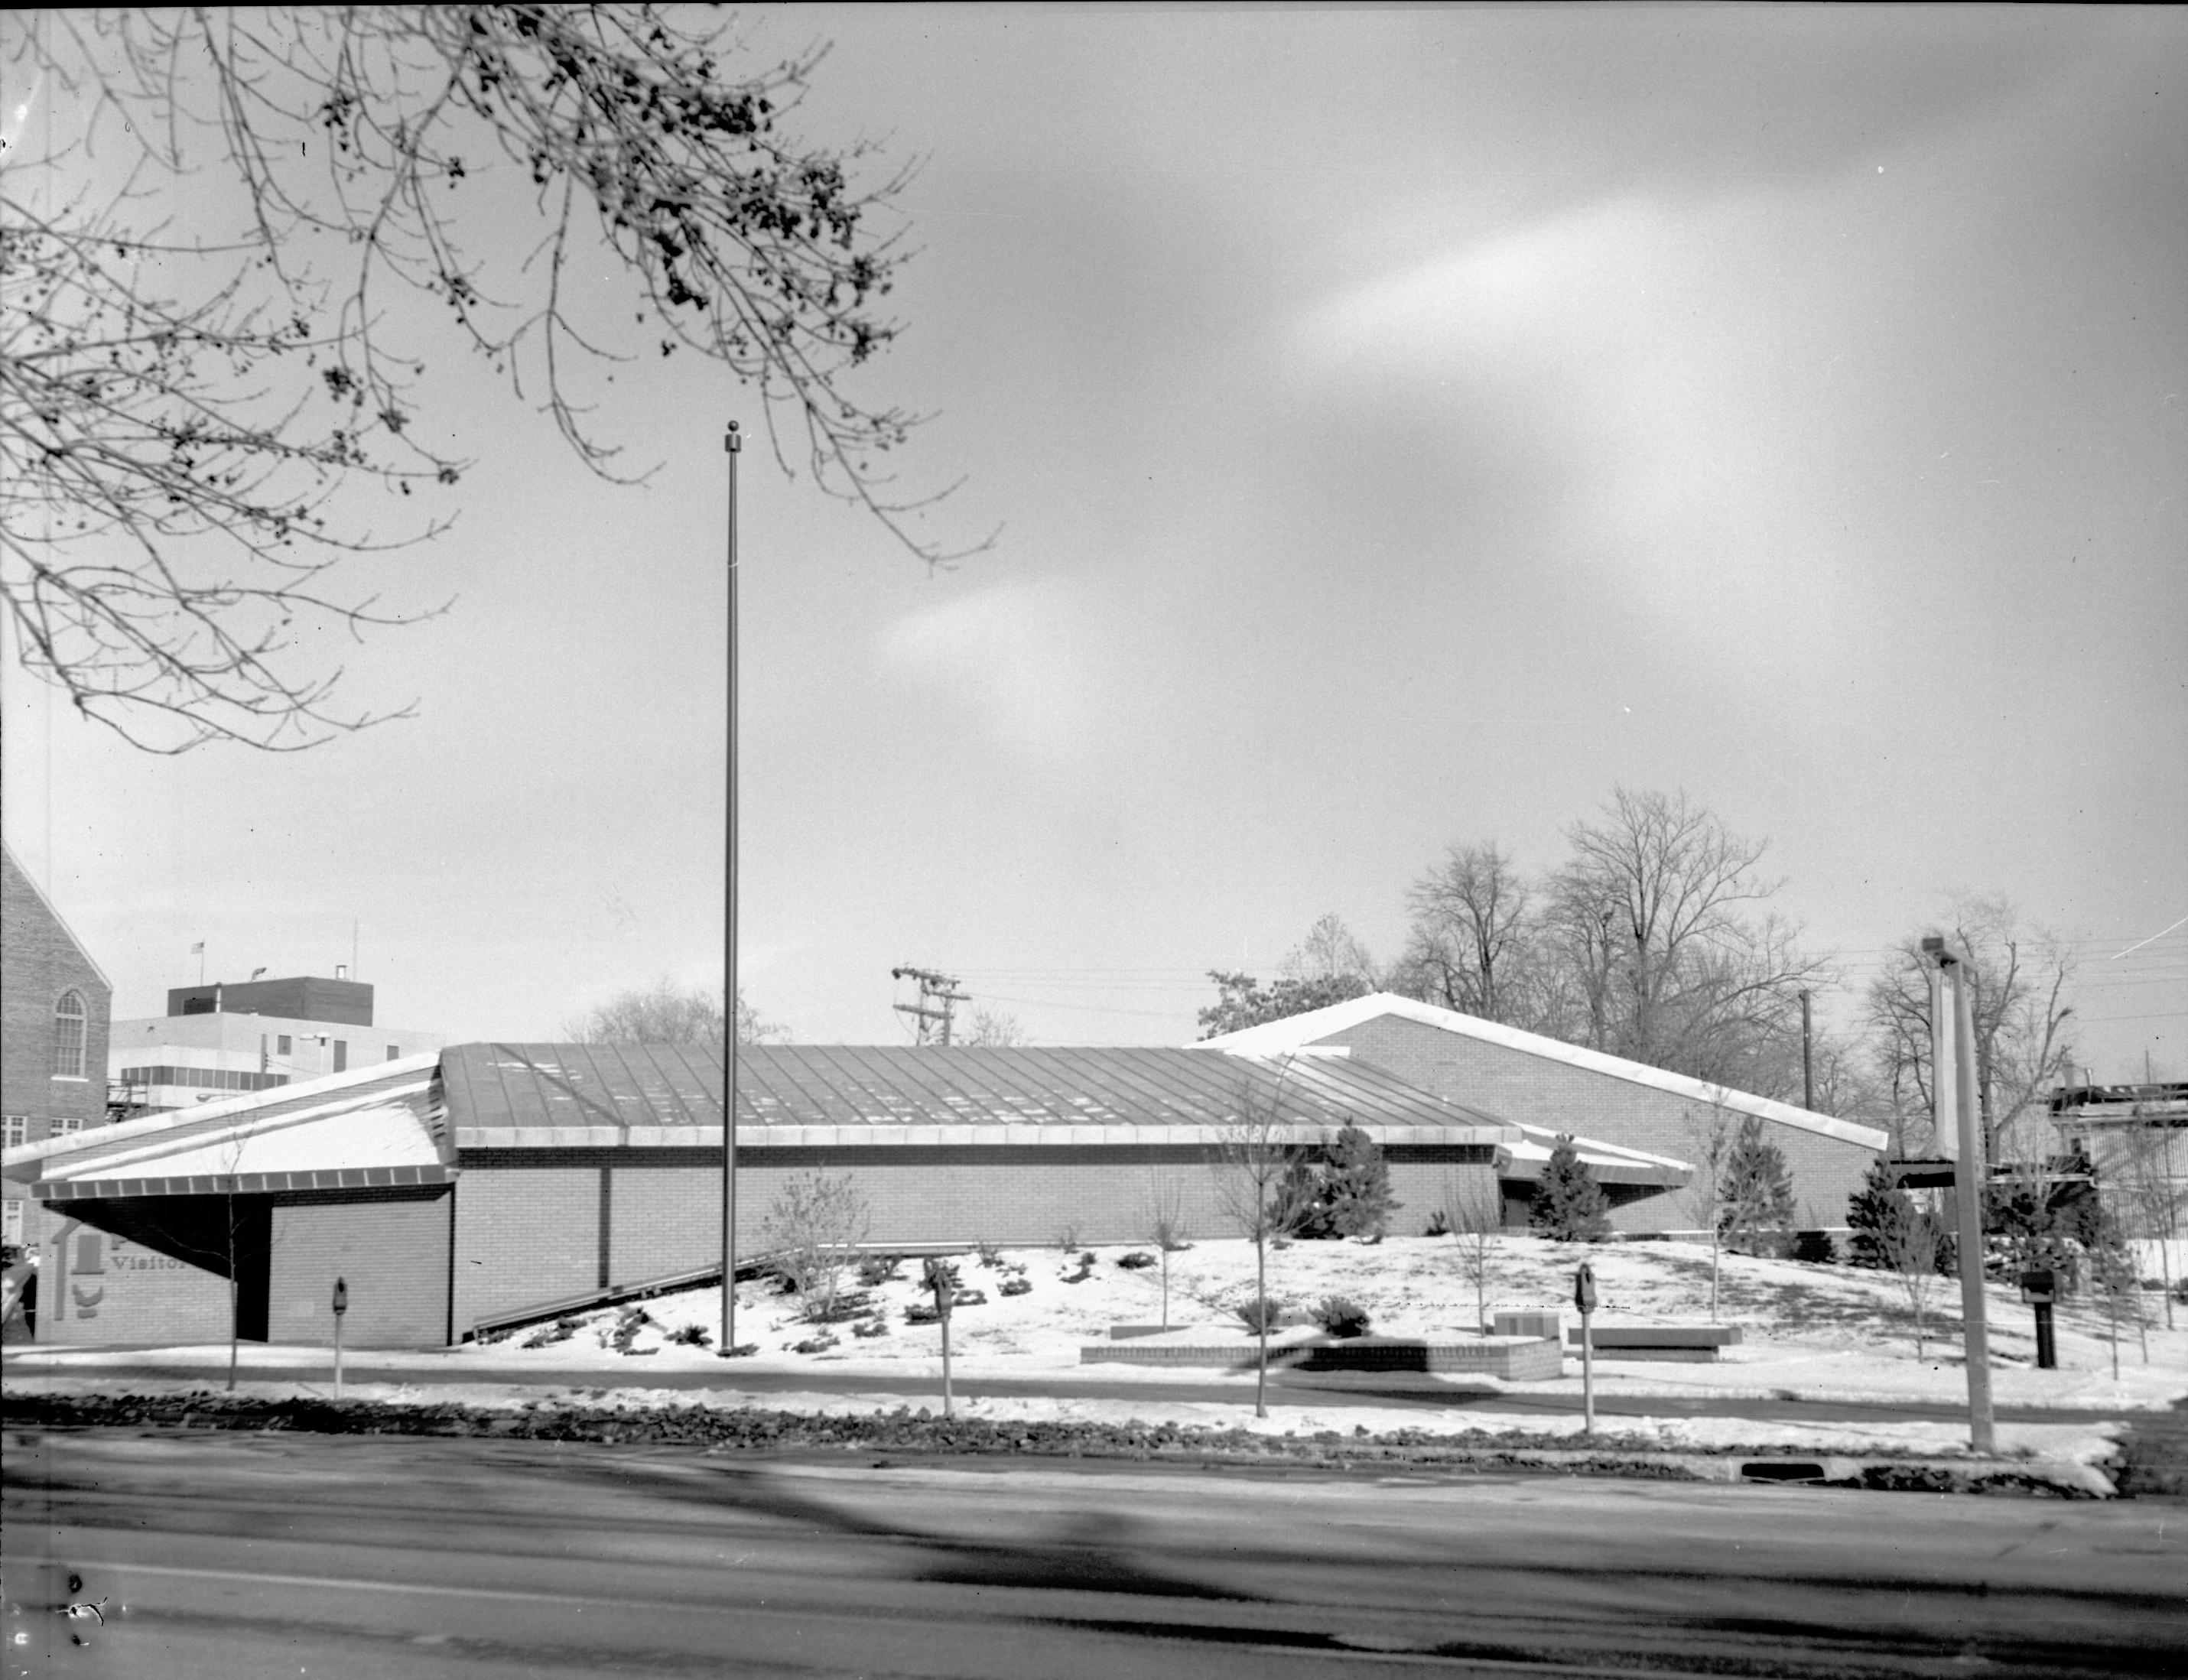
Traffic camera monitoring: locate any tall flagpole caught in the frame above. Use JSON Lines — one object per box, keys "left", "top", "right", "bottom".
{"left": 722, "top": 420, "right": 741, "bottom": 1355}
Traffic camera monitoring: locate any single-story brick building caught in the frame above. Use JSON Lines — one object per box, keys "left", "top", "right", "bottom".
{"left": 1197, "top": 993, "right": 1889, "bottom": 1233}
{"left": 4, "top": 1040, "right": 1690, "bottom": 1347}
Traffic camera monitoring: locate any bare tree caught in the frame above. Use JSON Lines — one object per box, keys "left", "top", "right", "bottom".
{"left": 961, "top": 1007, "right": 1026, "bottom": 1048}
{"left": 1281, "top": 912, "right": 1380, "bottom": 989}
{"left": 5, "top": 7, "right": 981, "bottom": 752}
{"left": 1883, "top": 1189, "right": 1946, "bottom": 1362}
{"left": 564, "top": 978, "right": 785, "bottom": 1045}
{"left": 1682, "top": 1093, "right": 1739, "bottom": 1322}
{"left": 2105, "top": 1103, "right": 2184, "bottom": 1331}
{"left": 1395, "top": 841, "right": 1534, "bottom": 1022}
{"left": 1864, "top": 895, "right": 2076, "bottom": 1162}
{"left": 1213, "top": 1059, "right": 1312, "bottom": 1419}
{"left": 759, "top": 1171, "right": 870, "bottom": 1324}
{"left": 1146, "top": 1172, "right": 1192, "bottom": 1331}
{"left": 1444, "top": 1179, "right": 1504, "bottom": 1335}
{"left": 1539, "top": 788, "right": 1829, "bottom": 1093}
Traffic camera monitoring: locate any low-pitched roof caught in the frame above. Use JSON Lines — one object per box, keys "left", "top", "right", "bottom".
{"left": 1195, "top": 992, "right": 1890, "bottom": 1151}
{"left": 440, "top": 1041, "right": 1520, "bottom": 1148}
{"left": 2, "top": 1053, "right": 448, "bottom": 1200}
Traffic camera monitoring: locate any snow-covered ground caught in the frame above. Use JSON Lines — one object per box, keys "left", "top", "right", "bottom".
{"left": 9, "top": 1236, "right": 2180, "bottom": 1476}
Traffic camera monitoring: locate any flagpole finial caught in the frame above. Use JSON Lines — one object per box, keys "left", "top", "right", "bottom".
{"left": 724, "top": 420, "right": 741, "bottom": 453}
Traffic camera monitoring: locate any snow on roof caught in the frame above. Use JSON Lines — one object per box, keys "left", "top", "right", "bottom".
{"left": 4, "top": 1054, "right": 447, "bottom": 1199}
{"left": 438, "top": 1041, "right": 1522, "bottom": 1147}
{"left": 1195, "top": 992, "right": 1890, "bottom": 1152}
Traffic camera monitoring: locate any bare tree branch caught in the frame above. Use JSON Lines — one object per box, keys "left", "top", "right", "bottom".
{"left": 3, "top": 6, "right": 986, "bottom": 751}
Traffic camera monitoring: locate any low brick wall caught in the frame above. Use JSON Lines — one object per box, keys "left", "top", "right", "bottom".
{"left": 1083, "top": 1334, "right": 1562, "bottom": 1380}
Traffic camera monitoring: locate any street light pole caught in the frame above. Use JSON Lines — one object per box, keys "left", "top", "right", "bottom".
{"left": 722, "top": 420, "right": 741, "bottom": 1357}
{"left": 1923, "top": 935, "right": 1995, "bottom": 1454}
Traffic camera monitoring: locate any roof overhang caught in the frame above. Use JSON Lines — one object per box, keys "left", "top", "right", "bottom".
{"left": 5, "top": 1054, "right": 450, "bottom": 1201}
{"left": 1494, "top": 1124, "right": 1694, "bottom": 1190}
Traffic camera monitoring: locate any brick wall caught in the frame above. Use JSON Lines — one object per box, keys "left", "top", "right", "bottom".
{"left": 450, "top": 1143, "right": 1500, "bottom": 1337}
{"left": 267, "top": 1188, "right": 453, "bottom": 1349}
{"left": 3, "top": 849, "right": 114, "bottom": 1258}
{"left": 451, "top": 1166, "right": 602, "bottom": 1330}
{"left": 1318, "top": 1016, "right": 1878, "bottom": 1231}
{"left": 32, "top": 1213, "right": 232, "bottom": 1346}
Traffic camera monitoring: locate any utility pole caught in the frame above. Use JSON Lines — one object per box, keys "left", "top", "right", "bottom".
{"left": 1923, "top": 934, "right": 1995, "bottom": 1455}
{"left": 892, "top": 967, "right": 969, "bottom": 1045}
{"left": 721, "top": 419, "right": 741, "bottom": 1358}
{"left": 1799, "top": 988, "right": 1815, "bottom": 1112}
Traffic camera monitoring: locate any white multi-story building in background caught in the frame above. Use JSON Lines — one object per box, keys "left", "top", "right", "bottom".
{"left": 107, "top": 973, "right": 444, "bottom": 1116}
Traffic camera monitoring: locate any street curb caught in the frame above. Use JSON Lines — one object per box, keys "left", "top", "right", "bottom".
{"left": 0, "top": 1389, "right": 2118, "bottom": 1498}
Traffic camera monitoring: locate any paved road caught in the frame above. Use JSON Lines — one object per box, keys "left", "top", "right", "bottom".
{"left": 5, "top": 1426, "right": 2181, "bottom": 1679}
{"left": 0, "top": 1350, "right": 2140, "bottom": 1427}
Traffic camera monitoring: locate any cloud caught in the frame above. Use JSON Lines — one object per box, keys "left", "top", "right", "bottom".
{"left": 1289, "top": 190, "right": 1850, "bottom": 656}
{"left": 877, "top": 580, "right": 1096, "bottom": 769}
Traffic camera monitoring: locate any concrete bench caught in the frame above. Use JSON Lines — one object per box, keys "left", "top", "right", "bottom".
{"left": 1565, "top": 1324, "right": 1743, "bottom": 1362}
{"left": 1083, "top": 1334, "right": 1562, "bottom": 1381}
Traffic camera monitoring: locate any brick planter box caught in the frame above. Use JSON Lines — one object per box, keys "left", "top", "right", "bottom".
{"left": 1082, "top": 1334, "right": 1562, "bottom": 1381}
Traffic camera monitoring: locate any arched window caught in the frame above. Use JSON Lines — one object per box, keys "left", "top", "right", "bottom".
{"left": 53, "top": 990, "right": 87, "bottom": 1078}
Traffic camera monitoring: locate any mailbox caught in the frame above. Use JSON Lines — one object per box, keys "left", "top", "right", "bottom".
{"left": 1573, "top": 1262, "right": 1598, "bottom": 1315}
{"left": 331, "top": 1276, "right": 349, "bottom": 1316}
{"left": 2019, "top": 1269, "right": 2054, "bottom": 1305}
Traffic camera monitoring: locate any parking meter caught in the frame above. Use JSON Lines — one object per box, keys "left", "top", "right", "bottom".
{"left": 922, "top": 1257, "right": 955, "bottom": 1321}
{"left": 922, "top": 1258, "right": 957, "bottom": 1417}
{"left": 1574, "top": 1263, "right": 1598, "bottom": 1434}
{"left": 2020, "top": 1269, "right": 2056, "bottom": 1370}
{"left": 331, "top": 1275, "right": 349, "bottom": 1399}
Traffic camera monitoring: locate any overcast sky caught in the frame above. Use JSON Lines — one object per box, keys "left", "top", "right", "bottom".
{"left": 5, "top": 5, "right": 2183, "bottom": 1079}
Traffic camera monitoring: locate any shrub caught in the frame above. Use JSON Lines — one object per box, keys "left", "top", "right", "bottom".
{"left": 762, "top": 1170, "right": 873, "bottom": 1322}
{"left": 1529, "top": 1135, "right": 1610, "bottom": 1243}
{"left": 1718, "top": 1116, "right": 1797, "bottom": 1256}
{"left": 1234, "top": 1295, "right": 1285, "bottom": 1334}
{"left": 975, "top": 1240, "right": 1005, "bottom": 1269}
{"left": 607, "top": 1307, "right": 652, "bottom": 1353}
{"left": 855, "top": 1253, "right": 902, "bottom": 1287}
{"left": 522, "top": 1316, "right": 579, "bottom": 1349}
{"left": 1845, "top": 1158, "right": 1906, "bottom": 1269}
{"left": 951, "top": 1288, "right": 988, "bottom": 1308}
{"left": 999, "top": 1276, "right": 1032, "bottom": 1297}
{"left": 1116, "top": 1251, "right": 1156, "bottom": 1270}
{"left": 665, "top": 1322, "right": 712, "bottom": 1347}
{"left": 1325, "top": 1125, "right": 1399, "bottom": 1240}
{"left": 905, "top": 1301, "right": 941, "bottom": 1325}
{"left": 791, "top": 1332, "right": 840, "bottom": 1355}
{"left": 1423, "top": 1209, "right": 1452, "bottom": 1237}
{"left": 1053, "top": 1222, "right": 1082, "bottom": 1251}
{"left": 851, "top": 1316, "right": 891, "bottom": 1338}
{"left": 1312, "top": 1295, "right": 1372, "bottom": 1337}
{"left": 1792, "top": 1230, "right": 1838, "bottom": 1265}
